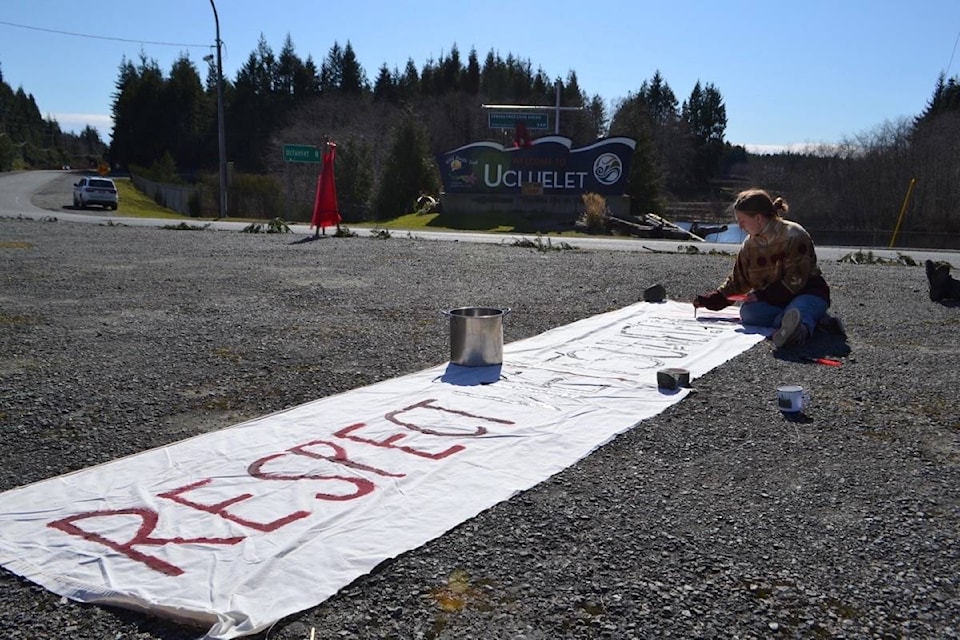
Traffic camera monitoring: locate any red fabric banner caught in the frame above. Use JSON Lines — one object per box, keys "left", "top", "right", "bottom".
{"left": 311, "top": 144, "right": 341, "bottom": 232}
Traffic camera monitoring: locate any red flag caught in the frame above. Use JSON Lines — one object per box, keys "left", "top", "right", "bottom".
{"left": 311, "top": 143, "right": 341, "bottom": 233}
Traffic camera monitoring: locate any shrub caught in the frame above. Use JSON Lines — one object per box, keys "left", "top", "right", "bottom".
{"left": 240, "top": 218, "right": 290, "bottom": 234}
{"left": 578, "top": 193, "right": 609, "bottom": 233}
{"left": 229, "top": 173, "right": 285, "bottom": 219}
{"left": 187, "top": 189, "right": 203, "bottom": 217}
{"left": 372, "top": 114, "right": 440, "bottom": 219}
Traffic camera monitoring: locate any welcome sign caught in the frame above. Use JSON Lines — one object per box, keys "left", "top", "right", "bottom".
{"left": 437, "top": 136, "right": 636, "bottom": 196}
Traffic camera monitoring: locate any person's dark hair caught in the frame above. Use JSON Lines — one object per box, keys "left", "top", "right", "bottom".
{"left": 733, "top": 188, "right": 789, "bottom": 218}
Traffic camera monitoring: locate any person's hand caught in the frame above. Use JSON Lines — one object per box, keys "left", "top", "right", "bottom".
{"left": 693, "top": 290, "right": 730, "bottom": 311}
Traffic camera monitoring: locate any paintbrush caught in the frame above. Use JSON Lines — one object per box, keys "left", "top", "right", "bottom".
{"left": 803, "top": 356, "right": 842, "bottom": 367}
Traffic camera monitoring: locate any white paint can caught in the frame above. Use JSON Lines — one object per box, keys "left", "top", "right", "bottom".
{"left": 776, "top": 385, "right": 810, "bottom": 413}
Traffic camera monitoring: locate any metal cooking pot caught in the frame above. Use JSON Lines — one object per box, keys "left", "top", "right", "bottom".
{"left": 442, "top": 306, "right": 512, "bottom": 367}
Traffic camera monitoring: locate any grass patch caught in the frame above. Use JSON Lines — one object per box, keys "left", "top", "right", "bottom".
{"left": 0, "top": 312, "right": 39, "bottom": 325}
{"left": 112, "top": 179, "right": 291, "bottom": 226}
{"left": 212, "top": 346, "right": 242, "bottom": 363}
{"left": 363, "top": 209, "right": 581, "bottom": 235}
{"left": 429, "top": 569, "right": 493, "bottom": 613}
{"left": 913, "top": 394, "right": 960, "bottom": 430}
{"left": 114, "top": 179, "right": 187, "bottom": 219}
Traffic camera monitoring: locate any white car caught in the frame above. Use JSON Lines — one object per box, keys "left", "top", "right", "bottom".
{"left": 73, "top": 176, "right": 119, "bottom": 210}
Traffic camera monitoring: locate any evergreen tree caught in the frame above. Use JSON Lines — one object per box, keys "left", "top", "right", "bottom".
{"left": 162, "top": 55, "right": 208, "bottom": 172}
{"left": 276, "top": 35, "right": 302, "bottom": 101}
{"left": 438, "top": 44, "right": 463, "bottom": 93}
{"left": 8, "top": 87, "right": 44, "bottom": 146}
{"left": 373, "top": 64, "right": 398, "bottom": 103}
{"left": 506, "top": 54, "right": 534, "bottom": 101}
{"left": 77, "top": 125, "right": 105, "bottom": 157}
{"left": 634, "top": 71, "right": 691, "bottom": 195}
{"left": 108, "top": 58, "right": 138, "bottom": 167}
{"left": 340, "top": 42, "right": 368, "bottom": 95}
{"left": 231, "top": 50, "right": 270, "bottom": 171}
{"left": 682, "top": 80, "right": 727, "bottom": 188}
{"left": 642, "top": 71, "right": 679, "bottom": 126}
{"left": 0, "top": 66, "right": 18, "bottom": 168}
{"left": 420, "top": 57, "right": 438, "bottom": 97}
{"left": 398, "top": 59, "right": 420, "bottom": 101}
{"left": 608, "top": 92, "right": 664, "bottom": 214}
{"left": 373, "top": 114, "right": 440, "bottom": 218}
{"left": 334, "top": 137, "right": 375, "bottom": 221}
{"left": 109, "top": 54, "right": 166, "bottom": 169}
{"left": 320, "top": 42, "right": 344, "bottom": 94}
{"left": 558, "top": 71, "right": 601, "bottom": 143}
{"left": 293, "top": 56, "right": 321, "bottom": 99}
{"left": 532, "top": 69, "right": 552, "bottom": 102}
{"left": 480, "top": 50, "right": 507, "bottom": 101}
{"left": 464, "top": 49, "right": 481, "bottom": 95}
{"left": 201, "top": 55, "right": 231, "bottom": 172}
{"left": 229, "top": 36, "right": 283, "bottom": 171}
{"left": 254, "top": 35, "right": 278, "bottom": 95}
{"left": 585, "top": 94, "right": 607, "bottom": 139}
{"left": 916, "top": 72, "right": 960, "bottom": 124}
{"left": 0, "top": 133, "right": 14, "bottom": 171}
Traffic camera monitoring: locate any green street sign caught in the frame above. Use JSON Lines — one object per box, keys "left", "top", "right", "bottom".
{"left": 487, "top": 112, "right": 550, "bottom": 131}
{"left": 283, "top": 144, "right": 322, "bottom": 163}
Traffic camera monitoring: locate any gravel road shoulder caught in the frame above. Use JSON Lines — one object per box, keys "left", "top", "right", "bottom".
{"left": 0, "top": 214, "right": 958, "bottom": 639}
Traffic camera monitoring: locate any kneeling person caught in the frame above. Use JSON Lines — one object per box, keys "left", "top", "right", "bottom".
{"left": 693, "top": 188, "right": 832, "bottom": 349}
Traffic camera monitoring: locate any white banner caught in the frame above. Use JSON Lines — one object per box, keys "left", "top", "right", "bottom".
{"left": 0, "top": 301, "right": 766, "bottom": 638}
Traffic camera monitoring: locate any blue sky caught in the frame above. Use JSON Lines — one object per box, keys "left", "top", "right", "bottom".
{"left": 1, "top": 0, "right": 958, "bottom": 152}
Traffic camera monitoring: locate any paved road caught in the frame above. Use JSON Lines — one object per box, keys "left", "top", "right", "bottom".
{"left": 2, "top": 170, "right": 957, "bottom": 263}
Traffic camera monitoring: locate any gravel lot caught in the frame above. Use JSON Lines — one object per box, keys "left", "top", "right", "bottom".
{"left": 1, "top": 204, "right": 958, "bottom": 639}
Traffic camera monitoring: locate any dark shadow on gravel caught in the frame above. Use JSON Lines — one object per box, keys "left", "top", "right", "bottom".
{"left": 773, "top": 331, "right": 852, "bottom": 365}
{"left": 289, "top": 235, "right": 323, "bottom": 244}
{"left": 62, "top": 204, "right": 118, "bottom": 213}
{"left": 108, "top": 604, "right": 208, "bottom": 640}
{"left": 290, "top": 234, "right": 343, "bottom": 244}
{"left": 781, "top": 411, "right": 814, "bottom": 424}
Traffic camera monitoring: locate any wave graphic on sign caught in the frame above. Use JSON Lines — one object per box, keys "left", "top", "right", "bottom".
{"left": 437, "top": 136, "right": 637, "bottom": 196}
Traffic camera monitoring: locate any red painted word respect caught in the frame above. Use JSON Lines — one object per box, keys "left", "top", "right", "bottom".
{"left": 48, "top": 398, "right": 515, "bottom": 576}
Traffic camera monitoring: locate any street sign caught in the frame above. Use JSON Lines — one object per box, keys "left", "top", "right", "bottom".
{"left": 487, "top": 112, "right": 550, "bottom": 131}
{"left": 283, "top": 144, "right": 322, "bottom": 163}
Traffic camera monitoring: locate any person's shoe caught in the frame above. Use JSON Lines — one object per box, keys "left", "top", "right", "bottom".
{"left": 773, "top": 308, "right": 808, "bottom": 348}
{"left": 925, "top": 259, "right": 952, "bottom": 302}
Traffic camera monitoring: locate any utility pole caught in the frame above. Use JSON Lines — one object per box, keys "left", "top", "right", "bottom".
{"left": 210, "top": 0, "right": 228, "bottom": 217}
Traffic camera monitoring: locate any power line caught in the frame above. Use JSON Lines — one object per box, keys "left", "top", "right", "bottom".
{"left": 947, "top": 29, "right": 960, "bottom": 77}
{"left": 0, "top": 19, "right": 209, "bottom": 49}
